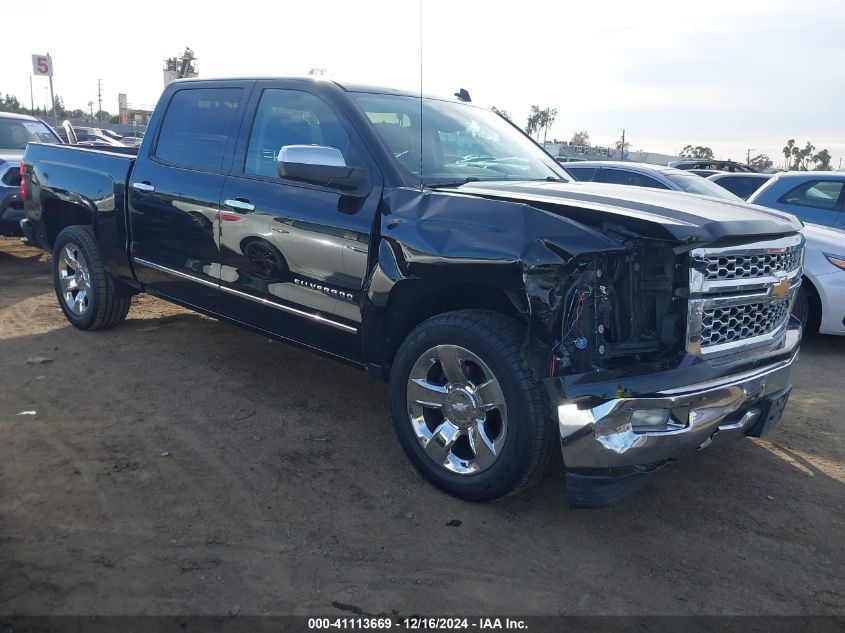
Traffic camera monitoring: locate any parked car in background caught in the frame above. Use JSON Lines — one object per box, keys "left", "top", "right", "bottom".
{"left": 0, "top": 112, "right": 61, "bottom": 236}
{"left": 118, "top": 135, "right": 144, "bottom": 148}
{"left": 670, "top": 159, "right": 756, "bottom": 173}
{"left": 688, "top": 169, "right": 723, "bottom": 178}
{"left": 73, "top": 127, "right": 127, "bottom": 147}
{"left": 747, "top": 172, "right": 845, "bottom": 229}
{"left": 707, "top": 172, "right": 773, "bottom": 200}
{"left": 562, "top": 161, "right": 742, "bottom": 201}
{"left": 794, "top": 223, "right": 845, "bottom": 336}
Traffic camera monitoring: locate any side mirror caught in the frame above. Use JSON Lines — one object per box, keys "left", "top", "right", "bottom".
{"left": 277, "top": 145, "right": 370, "bottom": 194}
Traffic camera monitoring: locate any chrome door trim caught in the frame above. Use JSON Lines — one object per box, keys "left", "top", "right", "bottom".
{"left": 133, "top": 257, "right": 358, "bottom": 334}
{"left": 134, "top": 257, "right": 219, "bottom": 289}
{"left": 131, "top": 182, "right": 156, "bottom": 192}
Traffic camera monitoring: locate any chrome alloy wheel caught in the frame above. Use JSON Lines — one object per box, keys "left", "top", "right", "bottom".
{"left": 58, "top": 243, "right": 92, "bottom": 316}
{"left": 407, "top": 345, "right": 508, "bottom": 475}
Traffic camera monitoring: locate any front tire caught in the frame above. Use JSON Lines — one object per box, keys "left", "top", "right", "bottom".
{"left": 52, "top": 225, "right": 131, "bottom": 330}
{"left": 389, "top": 310, "right": 557, "bottom": 501}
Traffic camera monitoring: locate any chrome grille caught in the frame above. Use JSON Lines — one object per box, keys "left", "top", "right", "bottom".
{"left": 687, "top": 234, "right": 803, "bottom": 355}
{"left": 703, "top": 251, "right": 802, "bottom": 282}
{"left": 700, "top": 292, "right": 794, "bottom": 347}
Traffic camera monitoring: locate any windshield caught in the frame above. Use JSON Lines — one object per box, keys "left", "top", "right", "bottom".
{"left": 0, "top": 118, "right": 61, "bottom": 149}
{"left": 664, "top": 172, "right": 741, "bottom": 201}
{"left": 352, "top": 93, "right": 567, "bottom": 185}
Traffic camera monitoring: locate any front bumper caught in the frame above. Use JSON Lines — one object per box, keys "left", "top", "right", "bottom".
{"left": 550, "top": 318, "right": 801, "bottom": 507}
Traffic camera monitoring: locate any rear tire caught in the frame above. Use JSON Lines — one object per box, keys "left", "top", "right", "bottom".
{"left": 389, "top": 310, "right": 557, "bottom": 501}
{"left": 52, "top": 225, "right": 131, "bottom": 330}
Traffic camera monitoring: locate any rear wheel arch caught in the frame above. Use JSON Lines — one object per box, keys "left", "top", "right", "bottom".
{"left": 43, "top": 197, "right": 95, "bottom": 248}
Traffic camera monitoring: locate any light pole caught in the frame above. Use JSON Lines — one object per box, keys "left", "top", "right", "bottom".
{"left": 746, "top": 148, "right": 755, "bottom": 166}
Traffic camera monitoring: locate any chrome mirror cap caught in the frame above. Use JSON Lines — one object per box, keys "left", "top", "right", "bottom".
{"left": 277, "top": 144, "right": 346, "bottom": 167}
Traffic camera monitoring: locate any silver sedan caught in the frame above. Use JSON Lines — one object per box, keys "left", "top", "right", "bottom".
{"left": 562, "top": 161, "right": 742, "bottom": 201}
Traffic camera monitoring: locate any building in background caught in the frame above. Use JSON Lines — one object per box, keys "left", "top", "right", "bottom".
{"left": 543, "top": 140, "right": 678, "bottom": 166}
{"left": 117, "top": 93, "right": 153, "bottom": 126}
{"left": 163, "top": 48, "right": 198, "bottom": 85}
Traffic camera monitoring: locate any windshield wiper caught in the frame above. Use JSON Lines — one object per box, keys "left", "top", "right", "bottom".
{"left": 425, "top": 177, "right": 481, "bottom": 189}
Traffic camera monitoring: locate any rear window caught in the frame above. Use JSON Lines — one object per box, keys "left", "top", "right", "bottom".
{"left": 0, "top": 118, "right": 60, "bottom": 149}
{"left": 154, "top": 88, "right": 243, "bottom": 171}
{"left": 564, "top": 166, "right": 596, "bottom": 181}
{"left": 599, "top": 168, "right": 670, "bottom": 189}
{"left": 664, "top": 173, "right": 740, "bottom": 201}
{"left": 712, "top": 176, "right": 769, "bottom": 200}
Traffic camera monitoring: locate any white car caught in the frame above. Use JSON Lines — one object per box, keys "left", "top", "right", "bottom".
{"left": 796, "top": 223, "right": 845, "bottom": 335}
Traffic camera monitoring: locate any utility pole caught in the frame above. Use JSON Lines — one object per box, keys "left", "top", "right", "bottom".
{"left": 47, "top": 52, "right": 57, "bottom": 126}
{"left": 29, "top": 76, "right": 35, "bottom": 117}
{"left": 746, "top": 148, "right": 755, "bottom": 166}
{"left": 620, "top": 129, "right": 626, "bottom": 160}
{"left": 97, "top": 79, "right": 103, "bottom": 124}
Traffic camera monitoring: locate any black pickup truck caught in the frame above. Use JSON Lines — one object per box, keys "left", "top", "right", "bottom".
{"left": 21, "top": 78, "right": 804, "bottom": 507}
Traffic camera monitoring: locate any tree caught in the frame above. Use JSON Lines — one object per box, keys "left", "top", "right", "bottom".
{"left": 525, "top": 105, "right": 542, "bottom": 139}
{"left": 95, "top": 110, "right": 111, "bottom": 123}
{"left": 0, "top": 93, "right": 27, "bottom": 114}
{"left": 679, "top": 145, "right": 714, "bottom": 159}
{"left": 52, "top": 95, "right": 68, "bottom": 119}
{"left": 615, "top": 137, "right": 630, "bottom": 151}
{"left": 748, "top": 154, "right": 773, "bottom": 172}
{"left": 570, "top": 130, "right": 590, "bottom": 146}
{"left": 792, "top": 141, "right": 815, "bottom": 170}
{"left": 541, "top": 108, "right": 557, "bottom": 143}
{"left": 491, "top": 106, "right": 510, "bottom": 121}
{"left": 812, "top": 148, "right": 832, "bottom": 171}
{"left": 782, "top": 139, "right": 795, "bottom": 170}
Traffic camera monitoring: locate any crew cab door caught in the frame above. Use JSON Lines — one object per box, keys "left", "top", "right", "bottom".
{"left": 218, "top": 81, "right": 382, "bottom": 359}
{"left": 128, "top": 82, "right": 252, "bottom": 310}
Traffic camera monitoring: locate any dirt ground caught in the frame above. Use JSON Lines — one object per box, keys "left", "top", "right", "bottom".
{"left": 0, "top": 235, "right": 843, "bottom": 617}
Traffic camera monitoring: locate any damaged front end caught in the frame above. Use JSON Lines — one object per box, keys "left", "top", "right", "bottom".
{"left": 373, "top": 187, "right": 802, "bottom": 507}
{"left": 539, "top": 234, "right": 802, "bottom": 508}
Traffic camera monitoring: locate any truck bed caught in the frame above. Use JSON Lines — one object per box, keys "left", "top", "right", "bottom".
{"left": 22, "top": 143, "right": 137, "bottom": 279}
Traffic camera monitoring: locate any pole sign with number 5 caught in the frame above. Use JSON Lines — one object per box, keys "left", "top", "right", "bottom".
{"left": 32, "top": 54, "right": 53, "bottom": 77}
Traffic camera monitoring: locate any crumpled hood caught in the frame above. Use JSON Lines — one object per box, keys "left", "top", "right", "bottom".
{"left": 444, "top": 180, "right": 803, "bottom": 243}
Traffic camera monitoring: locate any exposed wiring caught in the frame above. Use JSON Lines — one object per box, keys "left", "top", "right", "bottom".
{"left": 549, "top": 286, "right": 592, "bottom": 376}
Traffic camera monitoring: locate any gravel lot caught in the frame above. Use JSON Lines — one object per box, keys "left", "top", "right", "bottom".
{"left": 1, "top": 235, "right": 843, "bottom": 617}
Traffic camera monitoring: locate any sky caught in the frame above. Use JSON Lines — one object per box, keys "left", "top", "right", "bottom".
{"left": 3, "top": 0, "right": 844, "bottom": 166}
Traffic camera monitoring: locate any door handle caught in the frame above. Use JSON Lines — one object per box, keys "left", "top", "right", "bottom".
{"left": 132, "top": 181, "right": 155, "bottom": 192}
{"left": 224, "top": 198, "right": 255, "bottom": 213}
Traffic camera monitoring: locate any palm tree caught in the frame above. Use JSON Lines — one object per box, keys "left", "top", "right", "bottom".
{"left": 782, "top": 139, "right": 795, "bottom": 170}
{"left": 526, "top": 105, "right": 542, "bottom": 140}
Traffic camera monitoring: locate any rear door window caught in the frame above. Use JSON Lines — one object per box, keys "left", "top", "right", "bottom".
{"left": 154, "top": 88, "right": 243, "bottom": 171}
{"left": 779, "top": 180, "right": 844, "bottom": 210}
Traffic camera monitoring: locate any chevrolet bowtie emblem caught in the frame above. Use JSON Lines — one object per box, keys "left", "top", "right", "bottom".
{"left": 772, "top": 278, "right": 790, "bottom": 300}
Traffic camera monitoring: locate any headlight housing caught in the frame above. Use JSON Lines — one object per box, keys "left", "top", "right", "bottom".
{"left": 824, "top": 253, "right": 845, "bottom": 272}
